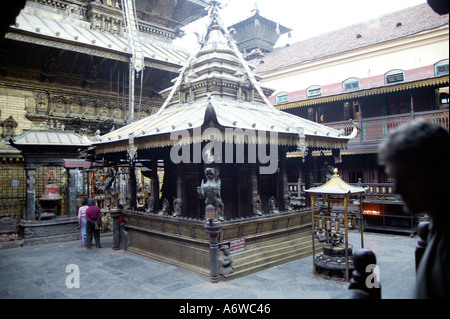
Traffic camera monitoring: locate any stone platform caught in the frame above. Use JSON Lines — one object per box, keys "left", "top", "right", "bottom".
{"left": 18, "top": 216, "right": 79, "bottom": 246}
{"left": 124, "top": 209, "right": 314, "bottom": 278}
{"left": 0, "top": 230, "right": 419, "bottom": 299}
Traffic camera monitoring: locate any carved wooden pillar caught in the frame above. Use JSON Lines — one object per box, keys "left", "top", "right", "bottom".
{"left": 236, "top": 166, "right": 247, "bottom": 218}
{"left": 25, "top": 166, "right": 37, "bottom": 221}
{"left": 151, "top": 159, "right": 160, "bottom": 212}
{"left": 129, "top": 164, "right": 137, "bottom": 210}
{"left": 277, "top": 147, "right": 287, "bottom": 211}
{"left": 66, "top": 168, "right": 77, "bottom": 217}
{"left": 110, "top": 206, "right": 122, "bottom": 250}
{"left": 249, "top": 165, "right": 258, "bottom": 216}
{"left": 303, "top": 149, "right": 314, "bottom": 207}
{"left": 176, "top": 165, "right": 187, "bottom": 216}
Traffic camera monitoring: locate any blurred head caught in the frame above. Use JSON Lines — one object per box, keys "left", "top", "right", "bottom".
{"left": 87, "top": 197, "right": 95, "bottom": 206}
{"left": 378, "top": 119, "right": 449, "bottom": 218}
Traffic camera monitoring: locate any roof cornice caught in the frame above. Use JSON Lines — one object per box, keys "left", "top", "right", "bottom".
{"left": 275, "top": 75, "right": 450, "bottom": 110}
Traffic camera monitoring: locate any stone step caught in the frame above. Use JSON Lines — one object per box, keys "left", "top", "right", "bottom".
{"left": 232, "top": 231, "right": 312, "bottom": 263}
{"left": 226, "top": 223, "right": 312, "bottom": 256}
{"left": 233, "top": 237, "right": 314, "bottom": 269}
{"left": 222, "top": 231, "right": 319, "bottom": 280}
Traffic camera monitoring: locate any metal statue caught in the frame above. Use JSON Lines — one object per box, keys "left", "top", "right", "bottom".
{"left": 253, "top": 195, "right": 262, "bottom": 216}
{"left": 198, "top": 166, "right": 224, "bottom": 221}
{"left": 268, "top": 196, "right": 278, "bottom": 214}
{"left": 173, "top": 198, "right": 182, "bottom": 217}
{"left": 219, "top": 245, "right": 235, "bottom": 276}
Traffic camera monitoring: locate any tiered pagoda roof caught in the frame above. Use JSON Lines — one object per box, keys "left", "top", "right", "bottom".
{"left": 94, "top": 1, "right": 355, "bottom": 155}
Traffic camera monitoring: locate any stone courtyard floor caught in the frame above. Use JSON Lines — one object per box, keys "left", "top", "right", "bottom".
{"left": 0, "top": 229, "right": 418, "bottom": 301}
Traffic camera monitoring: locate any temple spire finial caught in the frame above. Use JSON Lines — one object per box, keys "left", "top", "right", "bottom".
{"left": 206, "top": 0, "right": 223, "bottom": 18}
{"left": 333, "top": 168, "right": 339, "bottom": 177}
{"left": 251, "top": 3, "right": 259, "bottom": 15}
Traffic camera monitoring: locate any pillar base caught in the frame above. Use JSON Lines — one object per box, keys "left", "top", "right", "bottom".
{"left": 205, "top": 220, "right": 222, "bottom": 283}
{"left": 110, "top": 207, "right": 122, "bottom": 250}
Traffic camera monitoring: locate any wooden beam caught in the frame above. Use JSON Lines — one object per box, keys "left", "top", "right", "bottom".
{"left": 69, "top": 52, "right": 80, "bottom": 75}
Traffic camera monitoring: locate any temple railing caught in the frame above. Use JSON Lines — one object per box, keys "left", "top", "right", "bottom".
{"left": 326, "top": 109, "right": 449, "bottom": 143}
{"left": 350, "top": 181, "right": 399, "bottom": 201}
{"left": 287, "top": 180, "right": 399, "bottom": 204}
{"left": 287, "top": 180, "right": 411, "bottom": 231}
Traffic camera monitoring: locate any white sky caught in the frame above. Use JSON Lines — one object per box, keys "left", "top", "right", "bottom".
{"left": 173, "top": 0, "right": 428, "bottom": 50}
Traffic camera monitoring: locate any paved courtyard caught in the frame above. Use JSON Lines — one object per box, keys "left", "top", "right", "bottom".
{"left": 0, "top": 229, "right": 417, "bottom": 300}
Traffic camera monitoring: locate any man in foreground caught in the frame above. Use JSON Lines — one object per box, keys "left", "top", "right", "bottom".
{"left": 378, "top": 119, "right": 449, "bottom": 298}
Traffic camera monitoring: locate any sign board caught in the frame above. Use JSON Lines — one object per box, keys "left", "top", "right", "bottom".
{"left": 229, "top": 237, "right": 245, "bottom": 254}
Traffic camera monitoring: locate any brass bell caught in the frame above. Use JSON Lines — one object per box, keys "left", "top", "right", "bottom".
{"left": 40, "top": 183, "right": 62, "bottom": 201}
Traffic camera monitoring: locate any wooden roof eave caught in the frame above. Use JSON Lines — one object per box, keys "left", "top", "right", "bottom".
{"left": 93, "top": 129, "right": 350, "bottom": 156}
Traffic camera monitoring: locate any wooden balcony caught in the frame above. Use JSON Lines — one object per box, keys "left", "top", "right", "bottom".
{"left": 326, "top": 109, "right": 449, "bottom": 147}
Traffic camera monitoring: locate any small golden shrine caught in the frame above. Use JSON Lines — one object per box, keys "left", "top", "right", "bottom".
{"left": 305, "top": 168, "right": 366, "bottom": 281}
